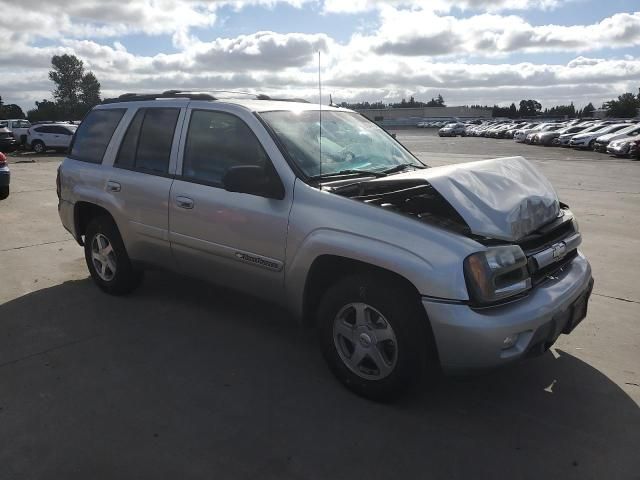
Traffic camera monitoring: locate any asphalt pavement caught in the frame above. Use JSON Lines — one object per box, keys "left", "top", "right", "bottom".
{"left": 0, "top": 130, "right": 638, "bottom": 480}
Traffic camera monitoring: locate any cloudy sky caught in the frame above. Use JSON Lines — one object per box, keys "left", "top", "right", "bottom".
{"left": 1, "top": 0, "right": 639, "bottom": 111}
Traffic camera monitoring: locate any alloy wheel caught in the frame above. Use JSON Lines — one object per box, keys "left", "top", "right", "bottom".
{"left": 333, "top": 302, "right": 398, "bottom": 380}
{"left": 91, "top": 233, "right": 117, "bottom": 281}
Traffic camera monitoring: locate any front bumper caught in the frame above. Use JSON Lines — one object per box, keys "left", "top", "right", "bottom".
{"left": 423, "top": 252, "right": 593, "bottom": 373}
{"left": 607, "top": 143, "right": 630, "bottom": 156}
{"left": 569, "top": 139, "right": 589, "bottom": 148}
{"left": 593, "top": 141, "right": 609, "bottom": 152}
{"left": 0, "top": 139, "right": 17, "bottom": 152}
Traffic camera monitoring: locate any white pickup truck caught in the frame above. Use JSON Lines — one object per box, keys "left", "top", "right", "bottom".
{"left": 0, "top": 119, "right": 31, "bottom": 145}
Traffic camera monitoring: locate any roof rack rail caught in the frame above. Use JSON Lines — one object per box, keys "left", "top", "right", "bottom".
{"left": 101, "top": 90, "right": 310, "bottom": 104}
{"left": 102, "top": 91, "right": 218, "bottom": 104}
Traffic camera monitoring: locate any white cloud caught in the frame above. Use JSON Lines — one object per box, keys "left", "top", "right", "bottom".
{"left": 358, "top": 9, "right": 640, "bottom": 57}
{"left": 0, "top": 0, "right": 639, "bottom": 112}
{"left": 321, "top": 0, "right": 566, "bottom": 14}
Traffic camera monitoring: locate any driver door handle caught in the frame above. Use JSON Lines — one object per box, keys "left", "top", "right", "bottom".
{"left": 176, "top": 196, "right": 194, "bottom": 209}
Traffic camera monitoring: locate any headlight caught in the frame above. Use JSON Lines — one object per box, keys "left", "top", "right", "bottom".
{"left": 464, "top": 245, "right": 531, "bottom": 304}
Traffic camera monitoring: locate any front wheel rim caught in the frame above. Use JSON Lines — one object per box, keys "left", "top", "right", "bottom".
{"left": 333, "top": 302, "right": 398, "bottom": 380}
{"left": 91, "top": 233, "right": 117, "bottom": 281}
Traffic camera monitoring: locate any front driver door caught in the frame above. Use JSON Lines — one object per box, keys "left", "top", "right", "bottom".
{"left": 169, "top": 107, "right": 293, "bottom": 301}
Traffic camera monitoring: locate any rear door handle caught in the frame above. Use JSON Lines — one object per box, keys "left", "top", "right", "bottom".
{"left": 106, "top": 180, "right": 121, "bottom": 192}
{"left": 176, "top": 196, "right": 194, "bottom": 209}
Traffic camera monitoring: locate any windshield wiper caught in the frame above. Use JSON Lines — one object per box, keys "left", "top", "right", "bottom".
{"left": 381, "top": 163, "right": 425, "bottom": 175}
{"left": 308, "top": 169, "right": 387, "bottom": 181}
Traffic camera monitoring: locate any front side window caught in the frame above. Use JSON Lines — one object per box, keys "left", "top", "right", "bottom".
{"left": 259, "top": 111, "right": 423, "bottom": 178}
{"left": 181, "top": 110, "right": 269, "bottom": 185}
{"left": 71, "top": 109, "right": 126, "bottom": 164}
{"left": 115, "top": 108, "right": 180, "bottom": 175}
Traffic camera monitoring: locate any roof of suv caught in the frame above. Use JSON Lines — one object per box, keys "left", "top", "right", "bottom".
{"left": 99, "top": 91, "right": 349, "bottom": 114}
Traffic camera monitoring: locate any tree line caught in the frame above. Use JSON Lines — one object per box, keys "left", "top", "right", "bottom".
{"left": 0, "top": 54, "right": 102, "bottom": 122}
{"left": 337, "top": 90, "right": 640, "bottom": 119}
{"left": 338, "top": 94, "right": 446, "bottom": 110}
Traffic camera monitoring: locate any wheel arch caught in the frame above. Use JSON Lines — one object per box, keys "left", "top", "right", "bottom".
{"left": 301, "top": 254, "right": 422, "bottom": 327}
{"left": 73, "top": 201, "right": 116, "bottom": 246}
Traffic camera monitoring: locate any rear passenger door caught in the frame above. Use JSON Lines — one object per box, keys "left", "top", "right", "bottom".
{"left": 168, "top": 106, "right": 294, "bottom": 300}
{"left": 106, "top": 104, "right": 186, "bottom": 267}
{"left": 48, "top": 125, "right": 71, "bottom": 147}
{"left": 31, "top": 126, "right": 51, "bottom": 145}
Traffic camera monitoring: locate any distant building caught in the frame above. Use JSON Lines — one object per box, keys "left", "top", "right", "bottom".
{"left": 356, "top": 106, "right": 493, "bottom": 127}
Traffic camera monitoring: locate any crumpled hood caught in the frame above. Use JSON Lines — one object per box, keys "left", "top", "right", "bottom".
{"left": 387, "top": 156, "right": 560, "bottom": 241}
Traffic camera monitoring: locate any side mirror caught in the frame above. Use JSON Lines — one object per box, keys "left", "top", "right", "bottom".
{"left": 222, "top": 165, "right": 284, "bottom": 199}
{"left": 391, "top": 133, "right": 397, "bottom": 139}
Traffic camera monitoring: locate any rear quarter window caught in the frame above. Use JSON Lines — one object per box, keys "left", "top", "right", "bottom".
{"left": 70, "top": 109, "right": 126, "bottom": 164}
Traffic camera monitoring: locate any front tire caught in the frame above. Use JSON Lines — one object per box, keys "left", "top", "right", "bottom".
{"left": 84, "top": 216, "right": 143, "bottom": 295}
{"left": 317, "top": 273, "right": 438, "bottom": 401}
{"left": 0, "top": 186, "right": 8, "bottom": 200}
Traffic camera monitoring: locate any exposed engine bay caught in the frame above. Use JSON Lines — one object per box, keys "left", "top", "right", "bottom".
{"left": 328, "top": 178, "right": 472, "bottom": 236}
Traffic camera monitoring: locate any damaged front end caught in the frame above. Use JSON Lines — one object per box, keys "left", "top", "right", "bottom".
{"left": 327, "top": 156, "right": 582, "bottom": 306}
{"left": 329, "top": 156, "right": 561, "bottom": 243}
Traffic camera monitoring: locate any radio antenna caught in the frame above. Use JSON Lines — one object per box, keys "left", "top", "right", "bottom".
{"left": 318, "top": 50, "right": 322, "bottom": 178}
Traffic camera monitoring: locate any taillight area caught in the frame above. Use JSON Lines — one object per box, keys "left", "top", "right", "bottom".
{"left": 0, "top": 151, "right": 7, "bottom": 167}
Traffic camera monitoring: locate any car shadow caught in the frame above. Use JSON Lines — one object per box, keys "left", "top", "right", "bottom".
{"left": 0, "top": 273, "right": 638, "bottom": 480}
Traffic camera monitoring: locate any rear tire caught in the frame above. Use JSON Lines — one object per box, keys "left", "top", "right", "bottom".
{"left": 84, "top": 216, "right": 143, "bottom": 295}
{"left": 317, "top": 273, "right": 438, "bottom": 401}
{"left": 32, "top": 141, "right": 45, "bottom": 154}
{"left": 0, "top": 186, "right": 8, "bottom": 200}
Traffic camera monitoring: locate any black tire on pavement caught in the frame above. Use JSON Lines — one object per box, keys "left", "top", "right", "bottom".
{"left": 0, "top": 186, "right": 8, "bottom": 200}
{"left": 32, "top": 140, "right": 45, "bottom": 154}
{"left": 84, "top": 216, "right": 143, "bottom": 295}
{"left": 317, "top": 273, "right": 439, "bottom": 401}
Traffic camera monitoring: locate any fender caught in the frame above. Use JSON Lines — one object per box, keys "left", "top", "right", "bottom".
{"left": 70, "top": 179, "right": 131, "bottom": 245}
{"left": 284, "top": 228, "right": 470, "bottom": 319}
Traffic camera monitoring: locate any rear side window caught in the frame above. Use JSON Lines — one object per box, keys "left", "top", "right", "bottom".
{"left": 115, "top": 108, "right": 180, "bottom": 175}
{"left": 182, "top": 110, "right": 269, "bottom": 186}
{"left": 115, "top": 110, "right": 144, "bottom": 169}
{"left": 70, "top": 109, "right": 125, "bottom": 164}
{"left": 50, "top": 126, "right": 73, "bottom": 135}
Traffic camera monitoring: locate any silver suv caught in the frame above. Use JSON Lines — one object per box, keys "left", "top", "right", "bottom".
{"left": 57, "top": 91, "right": 594, "bottom": 400}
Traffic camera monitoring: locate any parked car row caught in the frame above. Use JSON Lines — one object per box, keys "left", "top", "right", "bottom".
{"left": 458, "top": 119, "right": 640, "bottom": 159}
{"left": 0, "top": 119, "right": 78, "bottom": 153}
{"left": 417, "top": 119, "right": 475, "bottom": 128}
